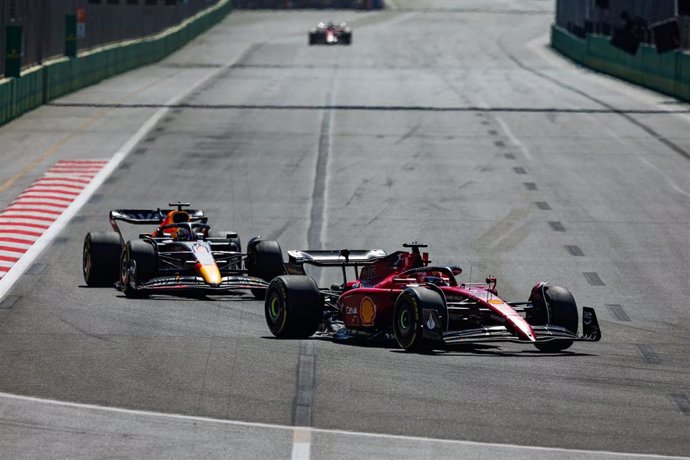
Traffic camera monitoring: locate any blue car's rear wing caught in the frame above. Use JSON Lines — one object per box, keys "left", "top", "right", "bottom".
{"left": 109, "top": 209, "right": 207, "bottom": 243}
{"left": 109, "top": 209, "right": 206, "bottom": 225}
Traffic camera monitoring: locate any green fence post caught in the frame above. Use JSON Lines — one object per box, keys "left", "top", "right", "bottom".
{"left": 65, "top": 15, "right": 77, "bottom": 57}
{"left": 5, "top": 25, "right": 22, "bottom": 78}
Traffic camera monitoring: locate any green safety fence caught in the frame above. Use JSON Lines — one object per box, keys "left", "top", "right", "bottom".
{"left": 0, "top": 66, "right": 44, "bottom": 125}
{"left": 0, "top": 0, "right": 231, "bottom": 127}
{"left": 551, "top": 25, "right": 690, "bottom": 102}
{"left": 0, "top": 79, "right": 11, "bottom": 124}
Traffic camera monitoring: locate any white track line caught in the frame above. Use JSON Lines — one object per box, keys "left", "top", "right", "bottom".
{"left": 0, "top": 392, "right": 687, "bottom": 460}
{"left": 291, "top": 427, "right": 312, "bottom": 460}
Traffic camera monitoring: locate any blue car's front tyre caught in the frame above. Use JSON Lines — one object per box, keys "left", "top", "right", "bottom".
{"left": 120, "top": 240, "right": 156, "bottom": 299}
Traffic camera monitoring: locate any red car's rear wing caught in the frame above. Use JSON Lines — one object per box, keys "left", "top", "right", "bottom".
{"left": 287, "top": 249, "right": 386, "bottom": 267}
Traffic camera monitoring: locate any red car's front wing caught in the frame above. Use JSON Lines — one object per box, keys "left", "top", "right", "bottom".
{"left": 425, "top": 307, "right": 601, "bottom": 345}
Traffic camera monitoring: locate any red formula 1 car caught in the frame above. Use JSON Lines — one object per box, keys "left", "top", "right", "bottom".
{"left": 309, "top": 22, "right": 352, "bottom": 45}
{"left": 82, "top": 202, "right": 284, "bottom": 298}
{"left": 264, "top": 243, "right": 601, "bottom": 352}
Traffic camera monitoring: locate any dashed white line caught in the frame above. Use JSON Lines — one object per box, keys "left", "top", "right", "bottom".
{"left": 494, "top": 115, "right": 533, "bottom": 161}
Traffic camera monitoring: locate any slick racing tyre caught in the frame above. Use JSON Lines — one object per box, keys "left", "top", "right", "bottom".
{"left": 83, "top": 232, "right": 122, "bottom": 287}
{"left": 247, "top": 238, "right": 285, "bottom": 299}
{"left": 120, "top": 240, "right": 156, "bottom": 298}
{"left": 393, "top": 287, "right": 445, "bottom": 353}
{"left": 342, "top": 32, "right": 352, "bottom": 45}
{"left": 265, "top": 276, "right": 322, "bottom": 339}
{"left": 529, "top": 283, "right": 578, "bottom": 352}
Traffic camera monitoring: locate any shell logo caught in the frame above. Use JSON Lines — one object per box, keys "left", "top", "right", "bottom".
{"left": 360, "top": 297, "right": 376, "bottom": 326}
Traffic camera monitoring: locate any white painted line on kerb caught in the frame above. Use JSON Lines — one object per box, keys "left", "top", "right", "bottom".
{"left": 0, "top": 47, "right": 238, "bottom": 301}
{"left": 0, "top": 392, "right": 688, "bottom": 460}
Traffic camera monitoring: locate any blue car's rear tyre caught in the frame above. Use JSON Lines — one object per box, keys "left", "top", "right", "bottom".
{"left": 247, "top": 238, "right": 285, "bottom": 299}
{"left": 83, "top": 232, "right": 121, "bottom": 287}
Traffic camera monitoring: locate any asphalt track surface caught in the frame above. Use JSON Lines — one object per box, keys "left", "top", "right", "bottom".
{"left": 1, "top": 1, "right": 689, "bottom": 458}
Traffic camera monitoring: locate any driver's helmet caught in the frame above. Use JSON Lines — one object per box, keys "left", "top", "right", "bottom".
{"left": 171, "top": 226, "right": 193, "bottom": 241}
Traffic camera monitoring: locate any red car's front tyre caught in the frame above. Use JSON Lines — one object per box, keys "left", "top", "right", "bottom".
{"left": 394, "top": 287, "right": 445, "bottom": 352}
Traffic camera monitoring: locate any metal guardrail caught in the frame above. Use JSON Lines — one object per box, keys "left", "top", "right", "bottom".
{"left": 555, "top": 0, "right": 689, "bottom": 50}
{"left": 0, "top": 0, "right": 221, "bottom": 76}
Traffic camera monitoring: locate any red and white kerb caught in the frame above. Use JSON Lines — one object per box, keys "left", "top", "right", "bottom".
{"left": 0, "top": 160, "right": 107, "bottom": 279}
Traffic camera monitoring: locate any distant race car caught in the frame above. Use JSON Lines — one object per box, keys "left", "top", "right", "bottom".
{"left": 82, "top": 202, "right": 284, "bottom": 298}
{"left": 309, "top": 22, "right": 352, "bottom": 45}
{"left": 264, "top": 243, "right": 601, "bottom": 352}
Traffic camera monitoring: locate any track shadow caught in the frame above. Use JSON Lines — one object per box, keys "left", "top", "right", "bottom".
{"left": 260, "top": 334, "right": 596, "bottom": 357}
{"left": 388, "top": 344, "right": 596, "bottom": 358}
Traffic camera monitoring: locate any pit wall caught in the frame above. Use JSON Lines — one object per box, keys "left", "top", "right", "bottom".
{"left": 0, "top": 0, "right": 232, "bottom": 127}
{"left": 551, "top": 24, "right": 690, "bottom": 102}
